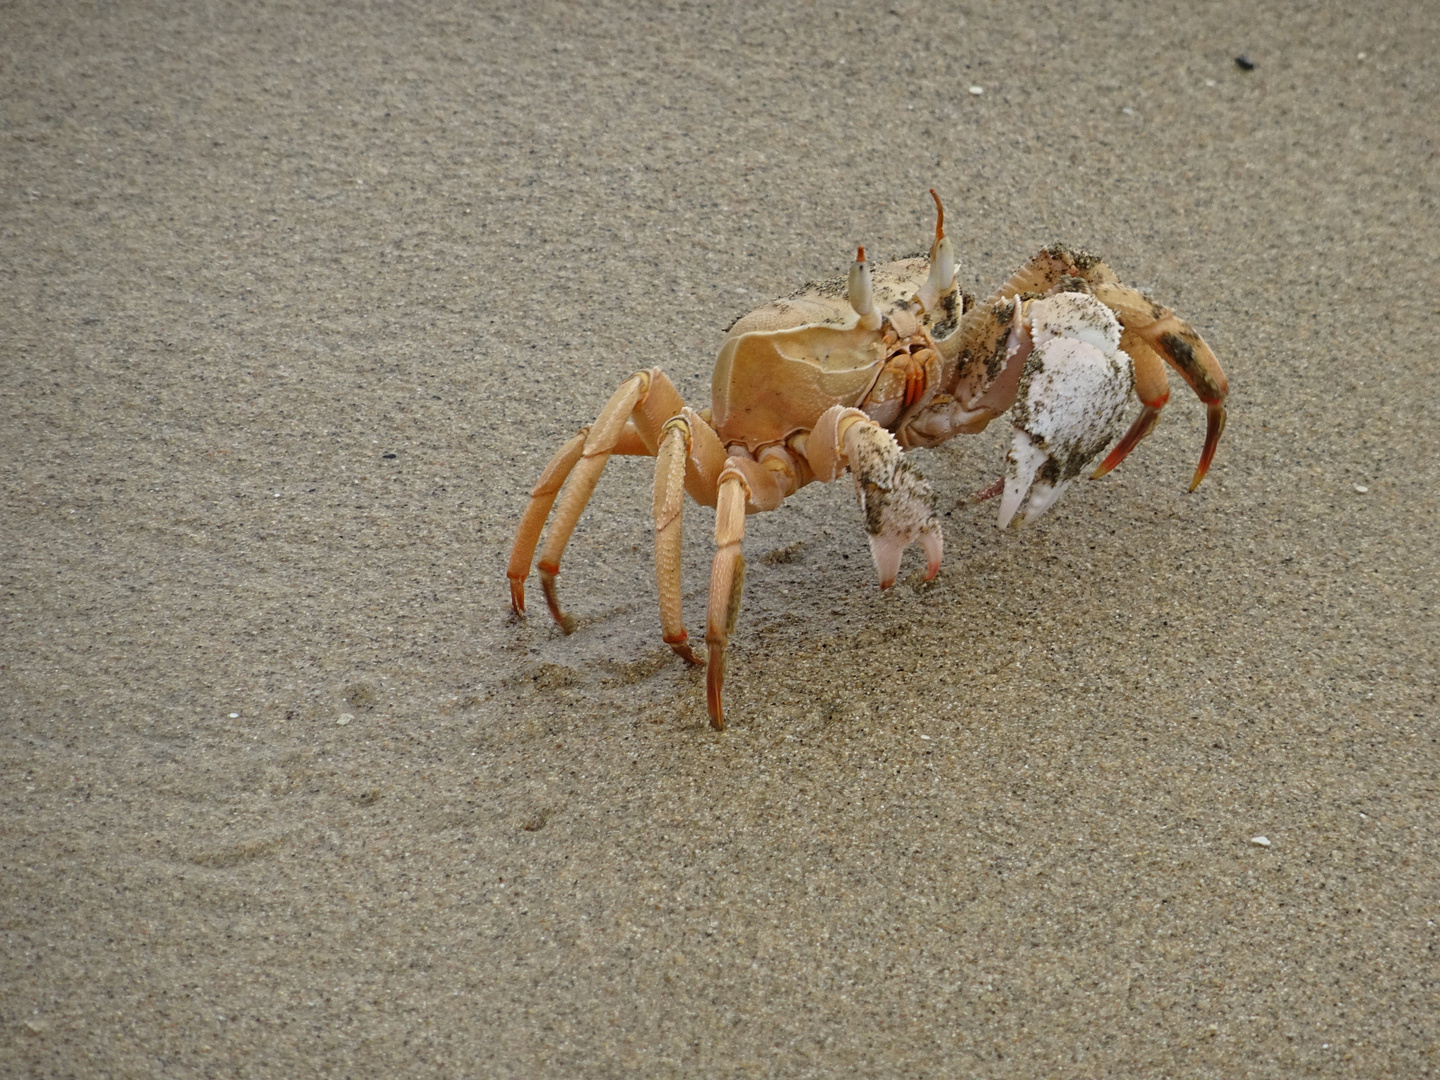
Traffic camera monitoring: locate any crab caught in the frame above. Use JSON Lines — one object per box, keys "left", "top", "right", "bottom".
{"left": 506, "top": 191, "right": 1228, "bottom": 729}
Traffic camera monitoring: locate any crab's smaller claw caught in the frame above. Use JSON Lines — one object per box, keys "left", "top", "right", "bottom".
{"left": 844, "top": 420, "right": 943, "bottom": 588}
{"left": 998, "top": 295, "right": 1135, "bottom": 528}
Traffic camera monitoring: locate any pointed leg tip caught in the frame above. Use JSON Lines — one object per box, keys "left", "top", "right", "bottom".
{"left": 1093, "top": 404, "right": 1162, "bottom": 481}
{"left": 665, "top": 635, "right": 705, "bottom": 667}
{"left": 706, "top": 689, "right": 726, "bottom": 729}
{"left": 539, "top": 569, "right": 575, "bottom": 633}
{"left": 509, "top": 579, "right": 527, "bottom": 617}
{"left": 1189, "top": 402, "right": 1227, "bottom": 491}
{"left": 996, "top": 495, "right": 1021, "bottom": 531}
{"left": 706, "top": 645, "right": 728, "bottom": 729}
{"left": 868, "top": 533, "right": 905, "bottom": 591}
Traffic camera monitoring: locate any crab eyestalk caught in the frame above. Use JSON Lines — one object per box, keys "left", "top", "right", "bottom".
{"left": 848, "top": 246, "right": 882, "bottom": 331}
{"left": 917, "top": 189, "right": 956, "bottom": 315}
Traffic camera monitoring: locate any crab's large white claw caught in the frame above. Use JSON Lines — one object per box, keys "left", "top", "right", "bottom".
{"left": 843, "top": 420, "right": 942, "bottom": 588}
{"left": 998, "top": 294, "right": 1134, "bottom": 529}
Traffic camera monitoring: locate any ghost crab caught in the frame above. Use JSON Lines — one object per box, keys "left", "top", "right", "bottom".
{"left": 507, "top": 191, "right": 1228, "bottom": 729}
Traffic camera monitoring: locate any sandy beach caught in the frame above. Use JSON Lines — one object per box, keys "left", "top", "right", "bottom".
{"left": 3, "top": 1, "right": 1437, "bottom": 1075}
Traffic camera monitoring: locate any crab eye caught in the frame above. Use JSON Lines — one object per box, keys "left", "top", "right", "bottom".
{"left": 848, "top": 246, "right": 881, "bottom": 330}
{"left": 918, "top": 190, "right": 956, "bottom": 314}
{"left": 918, "top": 238, "right": 955, "bottom": 315}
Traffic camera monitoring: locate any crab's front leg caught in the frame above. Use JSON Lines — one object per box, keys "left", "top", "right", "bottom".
{"left": 997, "top": 293, "right": 1135, "bottom": 528}
{"left": 704, "top": 466, "right": 749, "bottom": 728}
{"left": 701, "top": 444, "right": 806, "bottom": 730}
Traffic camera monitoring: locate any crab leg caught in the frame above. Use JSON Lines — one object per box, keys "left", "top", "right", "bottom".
{"left": 695, "top": 442, "right": 806, "bottom": 728}
{"left": 1090, "top": 282, "right": 1228, "bottom": 489}
{"left": 705, "top": 467, "right": 749, "bottom": 729}
{"left": 652, "top": 408, "right": 728, "bottom": 667}
{"left": 653, "top": 420, "right": 700, "bottom": 665}
{"left": 507, "top": 427, "right": 589, "bottom": 617}
{"left": 509, "top": 368, "right": 684, "bottom": 630}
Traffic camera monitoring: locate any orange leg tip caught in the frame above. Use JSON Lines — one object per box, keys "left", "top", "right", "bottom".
{"left": 969, "top": 476, "right": 1005, "bottom": 504}
{"left": 706, "top": 647, "right": 727, "bottom": 730}
{"left": 664, "top": 632, "right": 705, "bottom": 667}
{"left": 509, "top": 578, "right": 527, "bottom": 617}
{"left": 1188, "top": 402, "right": 1227, "bottom": 492}
{"left": 1093, "top": 405, "right": 1163, "bottom": 480}
{"left": 538, "top": 570, "right": 576, "bottom": 634}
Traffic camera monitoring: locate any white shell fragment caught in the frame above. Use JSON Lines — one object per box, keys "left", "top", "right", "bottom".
{"left": 1250, "top": 835, "right": 1271, "bottom": 847}
{"left": 338, "top": 713, "right": 354, "bottom": 726}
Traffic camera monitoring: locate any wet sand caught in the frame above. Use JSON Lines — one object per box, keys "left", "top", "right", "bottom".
{"left": 3, "top": 2, "right": 1437, "bottom": 1075}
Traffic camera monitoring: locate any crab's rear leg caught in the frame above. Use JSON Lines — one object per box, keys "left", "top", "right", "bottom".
{"left": 1090, "top": 282, "right": 1228, "bottom": 490}
{"left": 507, "top": 428, "right": 590, "bottom": 616}
{"left": 507, "top": 368, "right": 684, "bottom": 630}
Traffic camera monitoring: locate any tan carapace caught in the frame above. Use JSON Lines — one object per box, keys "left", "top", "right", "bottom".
{"left": 507, "top": 191, "right": 1229, "bottom": 729}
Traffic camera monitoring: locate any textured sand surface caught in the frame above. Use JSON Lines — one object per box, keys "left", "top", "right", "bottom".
{"left": 3, "top": 2, "right": 1438, "bottom": 1076}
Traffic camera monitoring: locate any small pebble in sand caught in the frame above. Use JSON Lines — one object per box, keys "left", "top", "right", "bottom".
{"left": 968, "top": 85, "right": 983, "bottom": 95}
{"left": 229, "top": 712, "right": 239, "bottom": 718}
{"left": 1235, "top": 55, "right": 1255, "bottom": 71}
{"left": 1250, "top": 835, "right": 1271, "bottom": 847}
{"left": 338, "top": 713, "right": 354, "bottom": 725}
{"left": 1353, "top": 484, "right": 1368, "bottom": 493}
